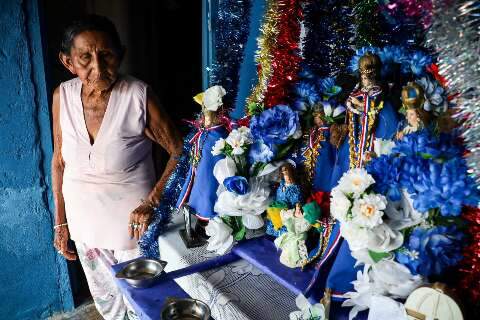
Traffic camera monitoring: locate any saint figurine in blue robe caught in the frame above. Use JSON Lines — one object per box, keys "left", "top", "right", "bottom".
{"left": 176, "top": 86, "right": 229, "bottom": 221}
{"left": 307, "top": 53, "right": 400, "bottom": 300}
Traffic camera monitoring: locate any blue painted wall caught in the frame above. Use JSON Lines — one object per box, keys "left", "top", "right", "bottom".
{"left": 0, "top": 0, "right": 73, "bottom": 318}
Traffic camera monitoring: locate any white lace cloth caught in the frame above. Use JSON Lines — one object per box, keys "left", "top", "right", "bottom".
{"left": 158, "top": 215, "right": 297, "bottom": 320}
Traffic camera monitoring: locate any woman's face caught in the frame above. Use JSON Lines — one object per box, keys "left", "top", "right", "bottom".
{"left": 60, "top": 30, "right": 121, "bottom": 91}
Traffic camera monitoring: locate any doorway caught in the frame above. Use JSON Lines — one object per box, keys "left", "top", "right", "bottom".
{"left": 41, "top": 0, "right": 202, "bottom": 306}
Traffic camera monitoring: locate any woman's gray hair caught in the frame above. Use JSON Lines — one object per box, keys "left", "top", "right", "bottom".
{"left": 60, "top": 14, "right": 123, "bottom": 56}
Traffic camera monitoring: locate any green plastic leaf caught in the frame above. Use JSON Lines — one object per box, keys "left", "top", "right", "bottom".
{"left": 275, "top": 140, "right": 296, "bottom": 160}
{"left": 368, "top": 250, "right": 391, "bottom": 263}
{"left": 251, "top": 162, "right": 268, "bottom": 176}
{"left": 234, "top": 224, "right": 246, "bottom": 241}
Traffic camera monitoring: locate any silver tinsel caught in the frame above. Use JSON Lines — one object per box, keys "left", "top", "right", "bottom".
{"left": 427, "top": 0, "right": 480, "bottom": 184}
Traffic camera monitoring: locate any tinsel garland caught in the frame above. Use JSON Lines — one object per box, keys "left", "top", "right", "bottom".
{"left": 139, "top": 133, "right": 193, "bottom": 258}
{"left": 209, "top": 0, "right": 252, "bottom": 108}
{"left": 353, "top": 0, "right": 388, "bottom": 47}
{"left": 246, "top": 0, "right": 280, "bottom": 108}
{"left": 455, "top": 206, "right": 480, "bottom": 316}
{"left": 354, "top": 0, "right": 432, "bottom": 49}
{"left": 302, "top": 0, "right": 354, "bottom": 77}
{"left": 426, "top": 0, "right": 480, "bottom": 184}
{"left": 381, "top": 0, "right": 433, "bottom": 30}
{"left": 262, "top": 0, "right": 303, "bottom": 107}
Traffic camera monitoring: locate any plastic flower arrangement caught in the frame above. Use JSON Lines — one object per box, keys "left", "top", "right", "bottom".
{"left": 293, "top": 69, "right": 346, "bottom": 125}
{"left": 350, "top": 46, "right": 435, "bottom": 80}
{"left": 396, "top": 226, "right": 465, "bottom": 277}
{"left": 335, "top": 129, "right": 477, "bottom": 318}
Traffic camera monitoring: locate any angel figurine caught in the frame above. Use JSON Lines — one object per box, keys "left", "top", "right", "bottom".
{"left": 176, "top": 85, "right": 229, "bottom": 246}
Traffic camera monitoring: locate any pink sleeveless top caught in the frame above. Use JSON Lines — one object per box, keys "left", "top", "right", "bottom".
{"left": 60, "top": 76, "right": 155, "bottom": 250}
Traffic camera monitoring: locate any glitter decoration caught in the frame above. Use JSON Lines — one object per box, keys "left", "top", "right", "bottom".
{"left": 427, "top": 0, "right": 480, "bottom": 184}
{"left": 209, "top": 0, "right": 252, "bottom": 108}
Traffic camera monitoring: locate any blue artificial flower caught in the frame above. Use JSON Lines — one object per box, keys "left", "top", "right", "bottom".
{"left": 293, "top": 99, "right": 309, "bottom": 113}
{"left": 317, "top": 77, "right": 342, "bottom": 99}
{"left": 298, "top": 66, "right": 315, "bottom": 80}
{"left": 393, "top": 130, "right": 443, "bottom": 158}
{"left": 295, "top": 81, "right": 320, "bottom": 105}
{"left": 398, "top": 156, "right": 429, "bottom": 194}
{"left": 248, "top": 141, "right": 276, "bottom": 164}
{"left": 223, "top": 176, "right": 249, "bottom": 195}
{"left": 378, "top": 45, "right": 409, "bottom": 77}
{"left": 416, "top": 76, "right": 448, "bottom": 114}
{"left": 405, "top": 51, "right": 432, "bottom": 76}
{"left": 250, "top": 105, "right": 300, "bottom": 145}
{"left": 408, "top": 158, "right": 479, "bottom": 216}
{"left": 366, "top": 155, "right": 404, "bottom": 201}
{"left": 396, "top": 226, "right": 465, "bottom": 277}
{"left": 349, "top": 46, "right": 379, "bottom": 73}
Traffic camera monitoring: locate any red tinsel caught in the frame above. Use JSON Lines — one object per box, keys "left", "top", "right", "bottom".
{"left": 454, "top": 206, "right": 480, "bottom": 305}
{"left": 263, "top": 0, "right": 303, "bottom": 108}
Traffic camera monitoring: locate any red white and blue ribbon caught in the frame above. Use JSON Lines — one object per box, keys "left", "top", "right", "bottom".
{"left": 302, "top": 126, "right": 329, "bottom": 156}
{"left": 350, "top": 89, "right": 381, "bottom": 167}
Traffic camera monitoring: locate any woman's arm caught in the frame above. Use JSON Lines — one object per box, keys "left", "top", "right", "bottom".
{"left": 144, "top": 87, "right": 183, "bottom": 204}
{"left": 51, "top": 86, "right": 76, "bottom": 260}
{"left": 129, "top": 87, "right": 183, "bottom": 240}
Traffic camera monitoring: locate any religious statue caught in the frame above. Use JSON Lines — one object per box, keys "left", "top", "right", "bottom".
{"left": 396, "top": 82, "right": 430, "bottom": 140}
{"left": 316, "top": 52, "right": 401, "bottom": 298}
{"left": 177, "top": 85, "right": 229, "bottom": 247}
{"left": 266, "top": 162, "right": 304, "bottom": 237}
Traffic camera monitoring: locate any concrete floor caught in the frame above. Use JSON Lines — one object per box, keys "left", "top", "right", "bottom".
{"left": 49, "top": 301, "right": 102, "bottom": 320}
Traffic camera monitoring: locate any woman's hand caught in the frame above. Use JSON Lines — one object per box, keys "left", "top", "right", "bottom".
{"left": 54, "top": 226, "right": 77, "bottom": 260}
{"left": 128, "top": 202, "right": 154, "bottom": 240}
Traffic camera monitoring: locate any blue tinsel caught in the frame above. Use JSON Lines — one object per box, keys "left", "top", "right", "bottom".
{"left": 302, "top": 0, "right": 354, "bottom": 78}
{"left": 139, "top": 131, "right": 194, "bottom": 258}
{"left": 208, "top": 0, "right": 252, "bottom": 108}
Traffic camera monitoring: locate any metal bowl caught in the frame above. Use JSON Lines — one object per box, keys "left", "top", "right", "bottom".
{"left": 161, "top": 298, "right": 211, "bottom": 320}
{"left": 115, "top": 258, "right": 167, "bottom": 288}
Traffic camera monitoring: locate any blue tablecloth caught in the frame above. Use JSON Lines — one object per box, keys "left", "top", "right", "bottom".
{"left": 111, "top": 233, "right": 367, "bottom": 319}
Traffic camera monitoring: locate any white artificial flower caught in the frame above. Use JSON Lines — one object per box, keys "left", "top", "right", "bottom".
{"left": 226, "top": 129, "right": 250, "bottom": 155}
{"left": 337, "top": 168, "right": 375, "bottom": 198}
{"left": 351, "top": 194, "right": 387, "bottom": 228}
{"left": 371, "top": 260, "right": 424, "bottom": 299}
{"left": 373, "top": 138, "right": 396, "bottom": 156}
{"left": 342, "top": 265, "right": 386, "bottom": 320}
{"left": 289, "top": 294, "right": 326, "bottom": 320}
{"left": 203, "top": 85, "right": 226, "bottom": 111}
{"left": 214, "top": 177, "right": 271, "bottom": 229}
{"left": 367, "top": 296, "right": 408, "bottom": 320}
{"left": 237, "top": 126, "right": 254, "bottom": 144}
{"left": 211, "top": 138, "right": 226, "bottom": 156}
{"left": 385, "top": 189, "right": 426, "bottom": 230}
{"left": 330, "top": 188, "right": 352, "bottom": 223}
{"left": 323, "top": 101, "right": 346, "bottom": 118}
{"left": 332, "top": 105, "right": 346, "bottom": 118}
{"left": 340, "top": 223, "right": 370, "bottom": 251}
{"left": 205, "top": 217, "right": 234, "bottom": 255}
{"left": 367, "top": 223, "right": 404, "bottom": 253}
{"left": 213, "top": 157, "right": 236, "bottom": 184}
{"left": 351, "top": 249, "right": 378, "bottom": 266}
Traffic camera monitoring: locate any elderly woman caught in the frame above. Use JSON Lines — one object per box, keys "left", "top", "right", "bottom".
{"left": 51, "top": 15, "right": 182, "bottom": 319}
